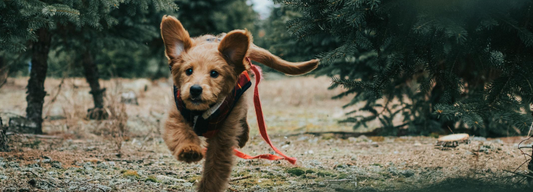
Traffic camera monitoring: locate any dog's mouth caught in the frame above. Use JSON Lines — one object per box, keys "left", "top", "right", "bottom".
{"left": 188, "top": 97, "right": 203, "bottom": 105}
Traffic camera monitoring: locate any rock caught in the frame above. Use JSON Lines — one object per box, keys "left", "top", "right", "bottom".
{"left": 388, "top": 166, "right": 399, "bottom": 175}
{"left": 7, "top": 162, "right": 19, "bottom": 168}
{"left": 121, "top": 91, "right": 139, "bottom": 105}
{"left": 401, "top": 170, "right": 415, "bottom": 177}
{"left": 83, "top": 162, "right": 94, "bottom": 170}
{"left": 97, "top": 162, "right": 109, "bottom": 169}
{"left": 51, "top": 161, "right": 62, "bottom": 169}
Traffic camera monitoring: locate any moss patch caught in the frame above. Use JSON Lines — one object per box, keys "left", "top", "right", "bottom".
{"left": 287, "top": 167, "right": 306, "bottom": 176}
{"left": 317, "top": 171, "right": 335, "bottom": 177}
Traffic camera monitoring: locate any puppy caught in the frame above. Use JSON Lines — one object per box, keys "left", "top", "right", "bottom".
{"left": 160, "top": 15, "right": 319, "bottom": 192}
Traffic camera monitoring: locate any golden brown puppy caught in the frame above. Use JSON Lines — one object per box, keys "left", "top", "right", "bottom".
{"left": 160, "top": 15, "right": 319, "bottom": 192}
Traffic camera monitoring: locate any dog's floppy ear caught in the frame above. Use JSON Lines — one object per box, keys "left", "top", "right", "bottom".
{"left": 218, "top": 30, "right": 252, "bottom": 73}
{"left": 160, "top": 15, "right": 193, "bottom": 63}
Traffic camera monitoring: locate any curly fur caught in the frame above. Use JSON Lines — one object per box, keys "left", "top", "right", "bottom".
{"left": 160, "top": 15, "right": 319, "bottom": 192}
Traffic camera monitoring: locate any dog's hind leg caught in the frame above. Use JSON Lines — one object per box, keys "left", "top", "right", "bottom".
{"left": 237, "top": 115, "right": 249, "bottom": 148}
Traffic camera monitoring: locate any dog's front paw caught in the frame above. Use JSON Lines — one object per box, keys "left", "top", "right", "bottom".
{"left": 176, "top": 144, "right": 204, "bottom": 163}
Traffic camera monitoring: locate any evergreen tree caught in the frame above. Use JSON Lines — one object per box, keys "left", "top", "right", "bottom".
{"left": 52, "top": 0, "right": 177, "bottom": 119}
{"left": 1, "top": 0, "right": 81, "bottom": 133}
{"left": 255, "top": 4, "right": 339, "bottom": 74}
{"left": 0, "top": 0, "right": 177, "bottom": 132}
{"left": 277, "top": 0, "right": 533, "bottom": 136}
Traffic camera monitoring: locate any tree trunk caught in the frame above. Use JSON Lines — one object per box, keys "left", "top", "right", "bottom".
{"left": 0, "top": 56, "right": 7, "bottom": 88}
{"left": 82, "top": 50, "right": 107, "bottom": 119}
{"left": 26, "top": 29, "right": 51, "bottom": 134}
{"left": 0, "top": 117, "right": 8, "bottom": 152}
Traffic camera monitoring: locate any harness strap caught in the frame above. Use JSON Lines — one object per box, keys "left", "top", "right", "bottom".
{"left": 232, "top": 58, "right": 297, "bottom": 165}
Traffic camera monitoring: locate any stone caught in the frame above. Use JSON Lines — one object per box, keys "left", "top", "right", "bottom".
{"left": 51, "top": 161, "right": 62, "bottom": 169}
{"left": 401, "top": 170, "right": 415, "bottom": 177}
{"left": 97, "top": 162, "right": 109, "bottom": 169}
{"left": 121, "top": 91, "right": 139, "bottom": 105}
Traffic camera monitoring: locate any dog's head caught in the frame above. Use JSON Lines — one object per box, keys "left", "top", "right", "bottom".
{"left": 160, "top": 16, "right": 250, "bottom": 111}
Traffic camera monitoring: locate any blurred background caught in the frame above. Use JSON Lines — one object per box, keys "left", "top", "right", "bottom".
{"left": 1, "top": 0, "right": 533, "bottom": 138}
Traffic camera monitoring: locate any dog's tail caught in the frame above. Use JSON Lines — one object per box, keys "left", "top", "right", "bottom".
{"left": 248, "top": 45, "right": 319, "bottom": 75}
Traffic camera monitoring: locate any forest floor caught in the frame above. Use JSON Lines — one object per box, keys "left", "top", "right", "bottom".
{"left": 0, "top": 75, "right": 532, "bottom": 192}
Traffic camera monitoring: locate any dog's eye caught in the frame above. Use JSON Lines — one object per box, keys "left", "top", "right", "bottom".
{"left": 185, "top": 68, "right": 193, "bottom": 76}
{"left": 210, "top": 70, "right": 219, "bottom": 78}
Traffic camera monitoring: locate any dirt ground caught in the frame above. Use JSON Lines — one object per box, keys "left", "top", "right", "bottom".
{"left": 0, "top": 75, "right": 532, "bottom": 191}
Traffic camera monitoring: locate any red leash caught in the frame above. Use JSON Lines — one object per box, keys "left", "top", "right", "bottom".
{"left": 232, "top": 58, "right": 297, "bottom": 165}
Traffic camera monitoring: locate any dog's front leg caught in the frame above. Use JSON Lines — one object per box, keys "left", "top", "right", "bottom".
{"left": 198, "top": 124, "right": 238, "bottom": 192}
{"left": 163, "top": 109, "right": 203, "bottom": 163}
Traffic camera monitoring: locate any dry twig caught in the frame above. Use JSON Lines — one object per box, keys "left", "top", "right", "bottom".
{"left": 230, "top": 175, "right": 252, "bottom": 182}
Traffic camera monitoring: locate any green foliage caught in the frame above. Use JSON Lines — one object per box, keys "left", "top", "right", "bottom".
{"left": 212, "top": 0, "right": 257, "bottom": 33}
{"left": 0, "top": 1, "right": 79, "bottom": 53}
{"left": 276, "top": 0, "right": 533, "bottom": 136}
{"left": 258, "top": 5, "right": 336, "bottom": 71}
{"left": 175, "top": 0, "right": 257, "bottom": 37}
{"left": 0, "top": 0, "right": 179, "bottom": 78}
{"left": 1, "top": 0, "right": 258, "bottom": 79}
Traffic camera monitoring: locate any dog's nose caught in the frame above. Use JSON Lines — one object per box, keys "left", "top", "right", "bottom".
{"left": 190, "top": 85, "right": 202, "bottom": 98}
